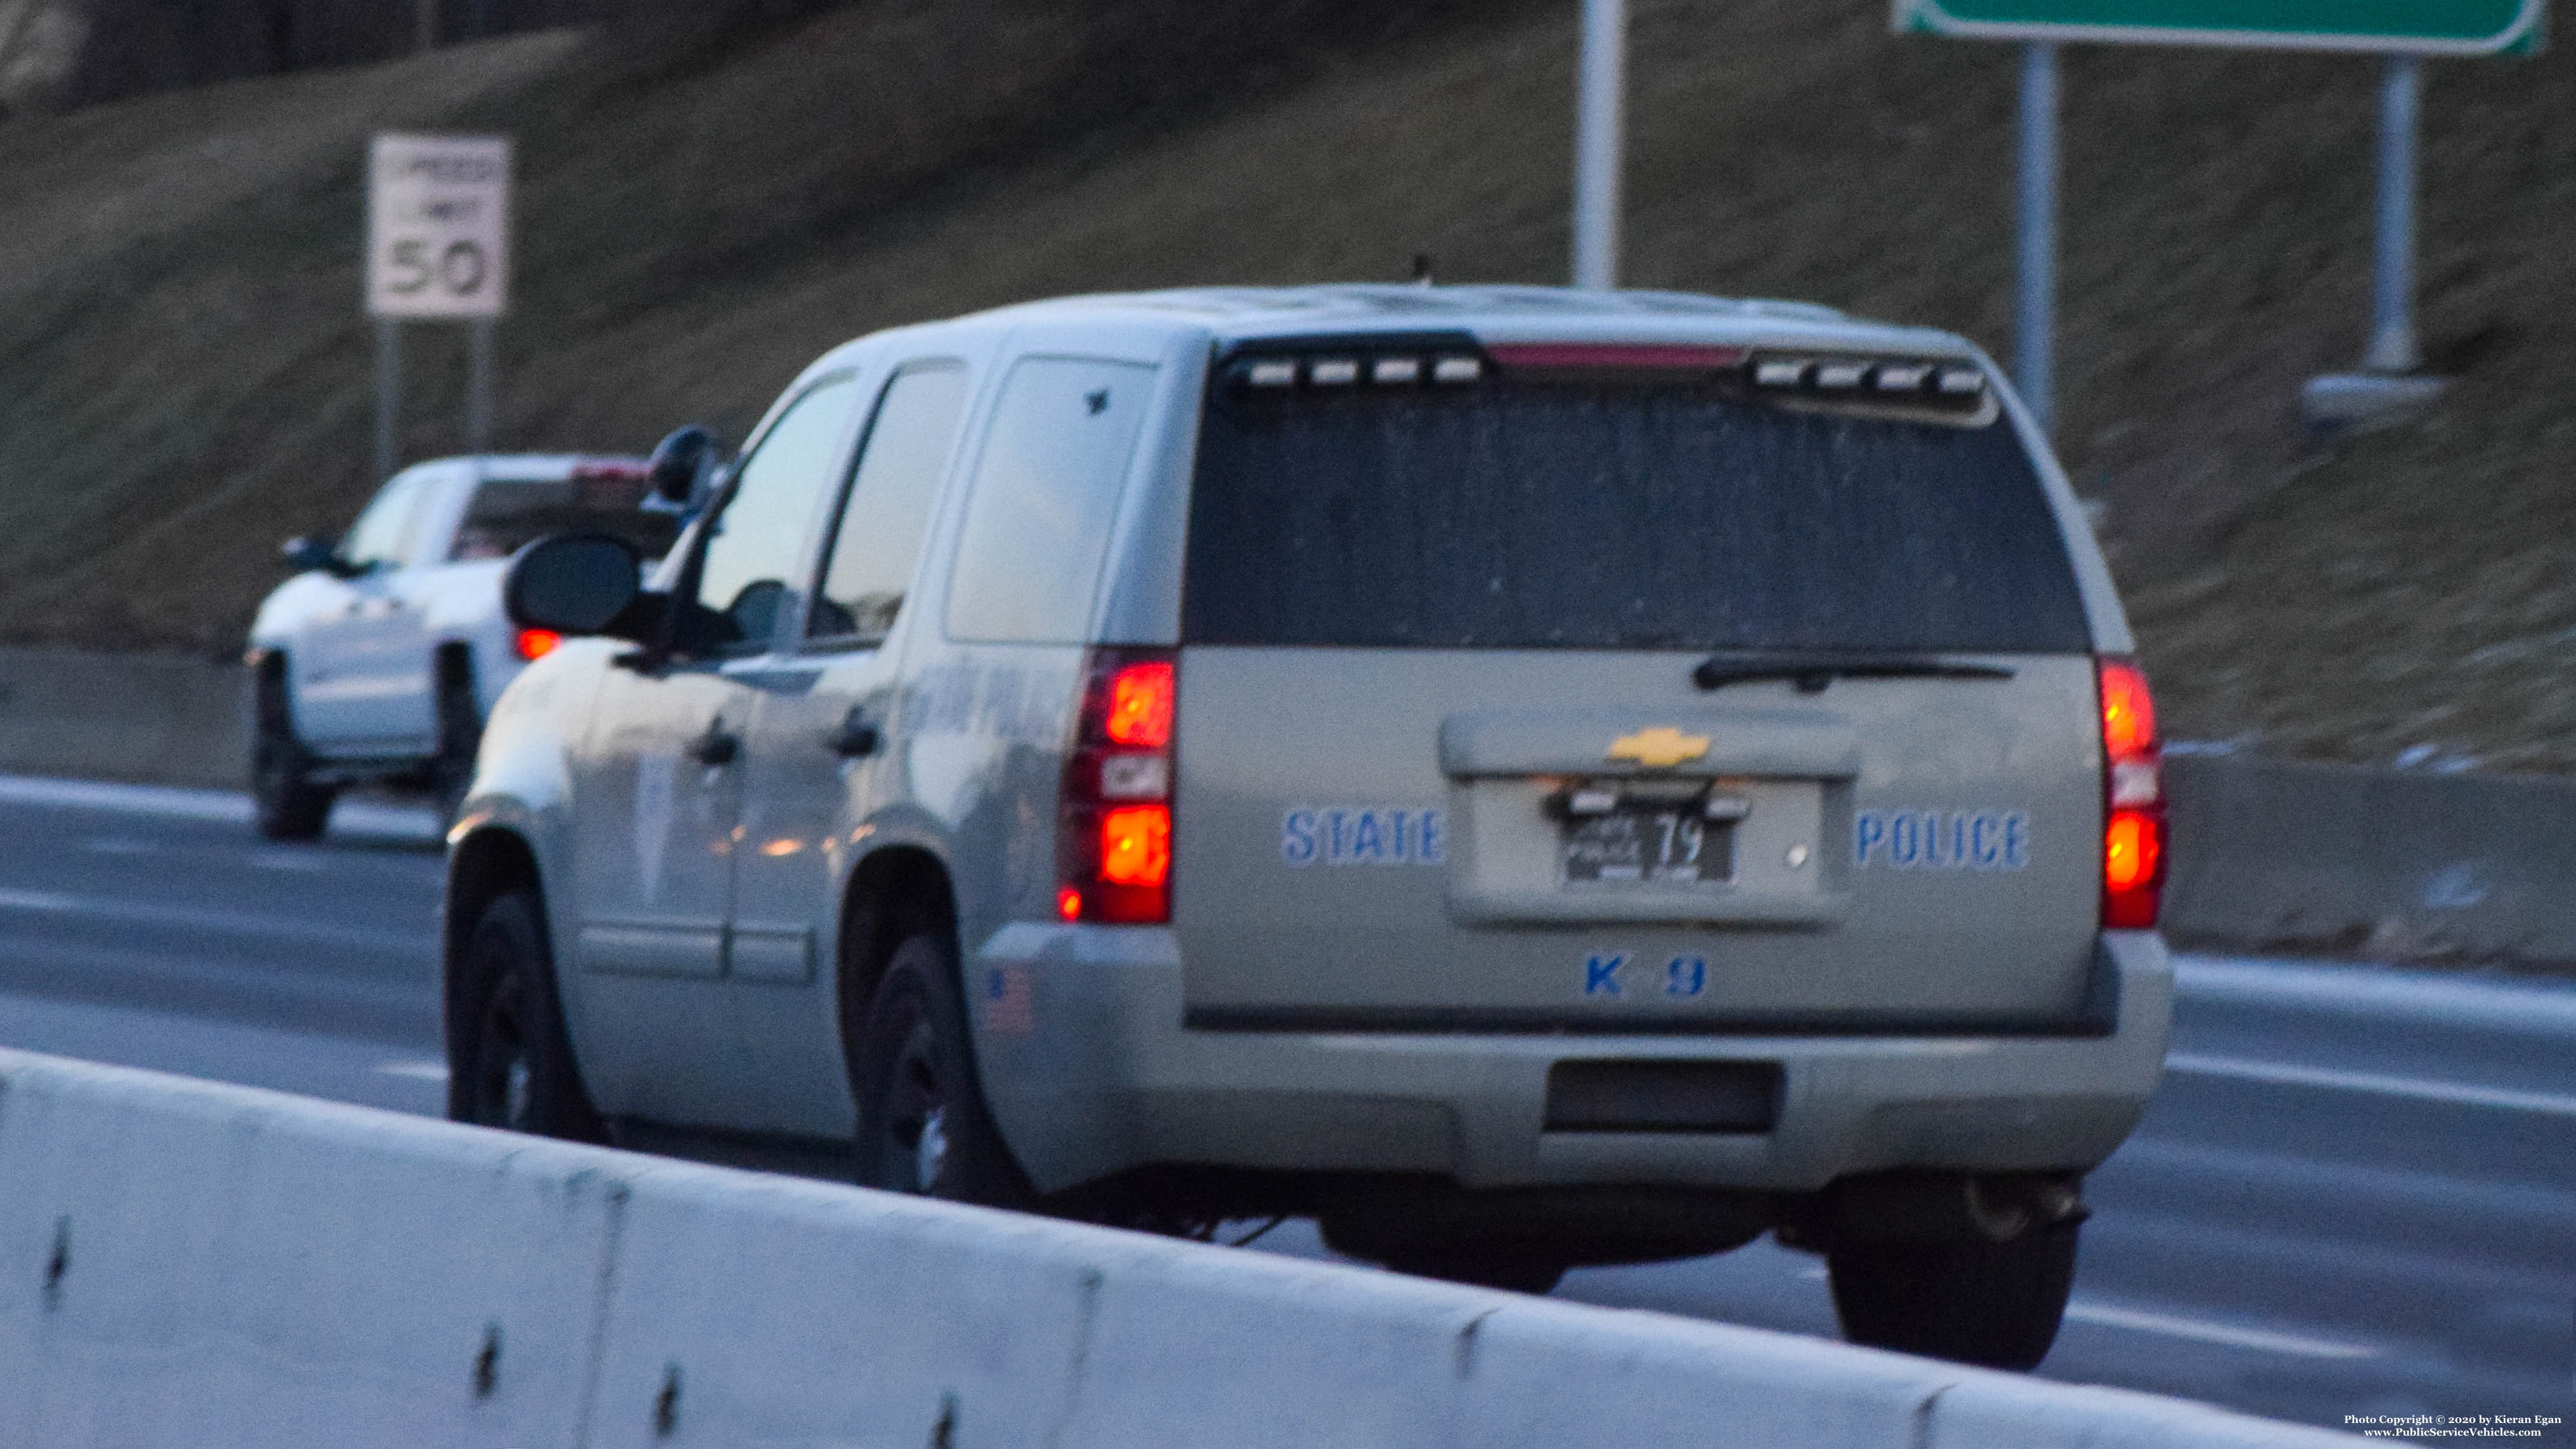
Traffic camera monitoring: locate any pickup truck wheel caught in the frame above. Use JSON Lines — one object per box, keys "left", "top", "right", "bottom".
{"left": 1826, "top": 1220, "right": 2079, "bottom": 1370}
{"left": 250, "top": 718, "right": 336, "bottom": 841}
{"left": 427, "top": 653, "right": 483, "bottom": 826}
{"left": 852, "top": 934, "right": 1032, "bottom": 1207}
{"left": 450, "top": 890, "right": 605, "bottom": 1142}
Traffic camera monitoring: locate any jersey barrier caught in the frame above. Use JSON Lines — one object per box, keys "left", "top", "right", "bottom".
{"left": 0, "top": 1047, "right": 2358, "bottom": 1447}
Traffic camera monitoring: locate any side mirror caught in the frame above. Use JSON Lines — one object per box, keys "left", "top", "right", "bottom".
{"left": 280, "top": 536, "right": 353, "bottom": 577}
{"left": 646, "top": 424, "right": 726, "bottom": 507}
{"left": 504, "top": 533, "right": 645, "bottom": 637}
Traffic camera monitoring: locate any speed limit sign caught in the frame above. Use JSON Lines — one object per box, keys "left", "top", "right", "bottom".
{"left": 367, "top": 134, "right": 511, "bottom": 319}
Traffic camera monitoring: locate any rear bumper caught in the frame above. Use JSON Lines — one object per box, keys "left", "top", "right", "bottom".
{"left": 969, "top": 926, "right": 2172, "bottom": 1195}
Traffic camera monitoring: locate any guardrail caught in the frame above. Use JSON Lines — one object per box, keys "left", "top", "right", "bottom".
{"left": 0, "top": 1047, "right": 2355, "bottom": 1448}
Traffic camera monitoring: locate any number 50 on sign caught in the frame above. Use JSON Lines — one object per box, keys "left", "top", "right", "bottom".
{"left": 368, "top": 134, "right": 511, "bottom": 319}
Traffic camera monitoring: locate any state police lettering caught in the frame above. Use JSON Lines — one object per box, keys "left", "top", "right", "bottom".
{"left": 1852, "top": 810, "right": 2030, "bottom": 870}
{"left": 1280, "top": 807, "right": 1447, "bottom": 866}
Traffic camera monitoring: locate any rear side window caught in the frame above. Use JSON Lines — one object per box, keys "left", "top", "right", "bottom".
{"left": 450, "top": 475, "right": 682, "bottom": 562}
{"left": 1183, "top": 379, "right": 2090, "bottom": 653}
{"left": 945, "top": 358, "right": 1158, "bottom": 644}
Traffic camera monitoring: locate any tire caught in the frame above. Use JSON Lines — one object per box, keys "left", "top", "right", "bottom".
{"left": 426, "top": 651, "right": 483, "bottom": 828}
{"left": 851, "top": 933, "right": 1033, "bottom": 1207}
{"left": 448, "top": 890, "right": 606, "bottom": 1142}
{"left": 1826, "top": 1221, "right": 2080, "bottom": 1370}
{"left": 1374, "top": 1252, "right": 1567, "bottom": 1296}
{"left": 250, "top": 670, "right": 336, "bottom": 841}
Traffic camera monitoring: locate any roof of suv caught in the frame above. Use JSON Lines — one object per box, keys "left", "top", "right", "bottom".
{"left": 956, "top": 284, "right": 1977, "bottom": 356}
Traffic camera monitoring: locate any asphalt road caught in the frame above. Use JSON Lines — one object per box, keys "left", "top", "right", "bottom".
{"left": 0, "top": 774, "right": 2566, "bottom": 1434}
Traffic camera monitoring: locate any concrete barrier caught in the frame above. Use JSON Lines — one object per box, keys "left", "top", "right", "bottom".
{"left": 0, "top": 649, "right": 244, "bottom": 790}
{"left": 0, "top": 1047, "right": 2355, "bottom": 1448}
{"left": 2164, "top": 753, "right": 2576, "bottom": 964}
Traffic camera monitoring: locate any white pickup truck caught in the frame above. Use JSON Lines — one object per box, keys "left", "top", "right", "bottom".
{"left": 244, "top": 453, "right": 682, "bottom": 838}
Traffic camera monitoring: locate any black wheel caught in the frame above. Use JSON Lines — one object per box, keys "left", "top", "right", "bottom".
{"left": 448, "top": 890, "right": 606, "bottom": 1141}
{"left": 250, "top": 666, "right": 335, "bottom": 841}
{"left": 427, "top": 651, "right": 483, "bottom": 826}
{"left": 1826, "top": 1221, "right": 2080, "bottom": 1370}
{"left": 851, "top": 933, "right": 1032, "bottom": 1206}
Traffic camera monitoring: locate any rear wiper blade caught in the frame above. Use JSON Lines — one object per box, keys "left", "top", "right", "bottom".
{"left": 1691, "top": 651, "right": 2017, "bottom": 694}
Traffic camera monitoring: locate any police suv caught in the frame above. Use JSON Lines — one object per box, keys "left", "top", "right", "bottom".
{"left": 448, "top": 286, "right": 2172, "bottom": 1370}
{"left": 245, "top": 454, "right": 679, "bottom": 837}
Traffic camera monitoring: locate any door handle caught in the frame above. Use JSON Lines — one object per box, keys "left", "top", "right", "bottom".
{"left": 826, "top": 707, "right": 880, "bottom": 758}
{"left": 686, "top": 720, "right": 739, "bottom": 766}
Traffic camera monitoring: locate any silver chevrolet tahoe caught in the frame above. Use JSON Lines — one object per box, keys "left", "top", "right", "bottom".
{"left": 444, "top": 285, "right": 2173, "bottom": 1370}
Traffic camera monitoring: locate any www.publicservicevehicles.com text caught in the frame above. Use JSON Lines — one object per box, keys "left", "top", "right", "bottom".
{"left": 2350, "top": 1415, "right": 2563, "bottom": 1438}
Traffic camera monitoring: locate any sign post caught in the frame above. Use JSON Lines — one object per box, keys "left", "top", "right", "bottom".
{"left": 1896, "top": 0, "right": 2542, "bottom": 434}
{"left": 366, "top": 133, "right": 512, "bottom": 479}
{"left": 1573, "top": 0, "right": 1627, "bottom": 291}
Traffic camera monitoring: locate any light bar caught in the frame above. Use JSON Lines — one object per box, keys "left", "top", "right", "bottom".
{"left": 1244, "top": 360, "right": 1298, "bottom": 388}
{"left": 1814, "top": 361, "right": 1870, "bottom": 389}
{"left": 1754, "top": 360, "right": 1811, "bottom": 387}
{"left": 1308, "top": 358, "right": 1360, "bottom": 386}
{"left": 1433, "top": 356, "right": 1484, "bottom": 384}
{"left": 1486, "top": 343, "right": 1748, "bottom": 371}
{"left": 1873, "top": 363, "right": 1932, "bottom": 392}
{"left": 1371, "top": 357, "right": 1422, "bottom": 385}
{"left": 1936, "top": 367, "right": 1987, "bottom": 396}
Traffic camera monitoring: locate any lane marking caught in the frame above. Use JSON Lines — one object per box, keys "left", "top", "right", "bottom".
{"left": 0, "top": 887, "right": 427, "bottom": 956}
{"left": 2166, "top": 1052, "right": 2576, "bottom": 1119}
{"left": 2062, "top": 1301, "right": 2385, "bottom": 1360}
{"left": 377, "top": 1060, "right": 449, "bottom": 1082}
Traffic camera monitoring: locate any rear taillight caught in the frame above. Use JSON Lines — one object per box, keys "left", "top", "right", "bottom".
{"left": 2097, "top": 657, "right": 2167, "bottom": 930}
{"left": 1058, "top": 649, "right": 1176, "bottom": 924}
{"left": 516, "top": 628, "right": 561, "bottom": 661}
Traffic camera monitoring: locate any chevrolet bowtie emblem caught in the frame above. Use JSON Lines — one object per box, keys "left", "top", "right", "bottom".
{"left": 1607, "top": 727, "right": 1711, "bottom": 770}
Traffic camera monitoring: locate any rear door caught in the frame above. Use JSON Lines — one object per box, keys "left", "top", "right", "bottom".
{"left": 1171, "top": 347, "right": 2104, "bottom": 1032}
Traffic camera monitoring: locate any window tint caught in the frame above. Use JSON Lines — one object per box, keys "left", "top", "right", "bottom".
{"left": 945, "top": 358, "right": 1157, "bottom": 644}
{"left": 450, "top": 475, "right": 682, "bottom": 562}
{"left": 342, "top": 472, "right": 434, "bottom": 569}
{"left": 695, "top": 374, "right": 861, "bottom": 650}
{"left": 1183, "top": 381, "right": 2090, "bottom": 654}
{"left": 809, "top": 363, "right": 970, "bottom": 643}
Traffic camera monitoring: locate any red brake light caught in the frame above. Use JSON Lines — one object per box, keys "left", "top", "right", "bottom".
{"left": 1058, "top": 648, "right": 1177, "bottom": 924}
{"left": 1099, "top": 805, "right": 1172, "bottom": 887}
{"left": 516, "top": 628, "right": 562, "bottom": 661}
{"left": 2097, "top": 658, "right": 2167, "bottom": 930}
{"left": 1105, "top": 662, "right": 1175, "bottom": 748}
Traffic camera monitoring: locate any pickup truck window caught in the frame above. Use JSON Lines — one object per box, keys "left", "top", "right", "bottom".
{"left": 450, "top": 476, "right": 682, "bottom": 562}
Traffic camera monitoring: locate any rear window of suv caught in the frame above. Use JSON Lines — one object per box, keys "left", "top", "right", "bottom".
{"left": 1182, "top": 370, "right": 2090, "bottom": 654}
{"left": 450, "top": 474, "right": 682, "bottom": 563}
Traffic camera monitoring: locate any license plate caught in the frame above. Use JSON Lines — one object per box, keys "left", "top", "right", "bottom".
{"left": 1561, "top": 808, "right": 1734, "bottom": 884}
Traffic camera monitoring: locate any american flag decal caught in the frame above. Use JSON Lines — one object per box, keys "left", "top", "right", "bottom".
{"left": 984, "top": 965, "right": 1035, "bottom": 1035}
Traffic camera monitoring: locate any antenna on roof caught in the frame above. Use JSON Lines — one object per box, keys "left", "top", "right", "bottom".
{"left": 1410, "top": 252, "right": 1436, "bottom": 288}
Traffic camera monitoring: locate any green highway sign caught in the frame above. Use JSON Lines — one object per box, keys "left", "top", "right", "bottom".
{"left": 1895, "top": 0, "right": 2545, "bottom": 53}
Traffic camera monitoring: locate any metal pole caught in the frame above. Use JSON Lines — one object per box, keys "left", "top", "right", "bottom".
{"left": 372, "top": 318, "right": 401, "bottom": 484}
{"left": 465, "top": 318, "right": 496, "bottom": 455}
{"left": 2015, "top": 42, "right": 2060, "bottom": 436}
{"left": 1572, "top": 0, "right": 1626, "bottom": 291}
{"left": 2364, "top": 55, "right": 2421, "bottom": 373}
